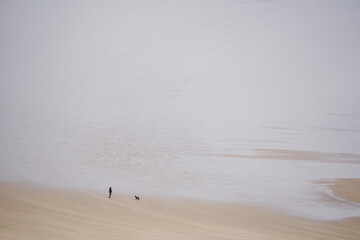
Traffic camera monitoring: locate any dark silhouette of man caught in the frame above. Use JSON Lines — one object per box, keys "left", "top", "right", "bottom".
{"left": 109, "top": 187, "right": 112, "bottom": 198}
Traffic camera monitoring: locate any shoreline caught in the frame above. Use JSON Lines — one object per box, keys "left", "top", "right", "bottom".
{"left": 316, "top": 178, "right": 360, "bottom": 205}
{"left": 1, "top": 181, "right": 359, "bottom": 239}
{"left": 328, "top": 178, "right": 360, "bottom": 204}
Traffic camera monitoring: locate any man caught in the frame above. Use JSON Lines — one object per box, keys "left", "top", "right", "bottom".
{"left": 109, "top": 187, "right": 112, "bottom": 198}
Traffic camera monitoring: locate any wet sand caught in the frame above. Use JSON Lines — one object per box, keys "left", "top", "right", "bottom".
{"left": 210, "top": 149, "right": 360, "bottom": 164}
{"left": 329, "top": 178, "right": 360, "bottom": 204}
{"left": 1, "top": 182, "right": 359, "bottom": 240}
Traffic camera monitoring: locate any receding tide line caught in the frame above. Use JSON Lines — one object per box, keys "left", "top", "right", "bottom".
{"left": 316, "top": 178, "right": 360, "bottom": 205}
{"left": 207, "top": 149, "right": 360, "bottom": 164}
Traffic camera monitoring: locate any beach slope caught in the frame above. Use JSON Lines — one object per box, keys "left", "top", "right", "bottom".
{"left": 0, "top": 182, "right": 359, "bottom": 240}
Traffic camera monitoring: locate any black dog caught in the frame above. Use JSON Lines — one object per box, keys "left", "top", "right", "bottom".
{"left": 135, "top": 195, "right": 140, "bottom": 200}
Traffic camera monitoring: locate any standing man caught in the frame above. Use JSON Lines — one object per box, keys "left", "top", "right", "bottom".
{"left": 109, "top": 187, "right": 112, "bottom": 198}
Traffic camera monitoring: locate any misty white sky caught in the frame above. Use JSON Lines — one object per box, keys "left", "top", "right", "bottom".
{"left": 0, "top": 0, "right": 359, "bottom": 157}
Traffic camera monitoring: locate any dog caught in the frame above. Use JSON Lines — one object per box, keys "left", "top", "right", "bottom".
{"left": 135, "top": 195, "right": 140, "bottom": 200}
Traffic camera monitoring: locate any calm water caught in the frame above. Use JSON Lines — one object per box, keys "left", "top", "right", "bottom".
{"left": 1, "top": 0, "right": 360, "bottom": 220}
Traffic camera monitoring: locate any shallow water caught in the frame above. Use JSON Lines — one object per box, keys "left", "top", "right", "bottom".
{"left": 1, "top": 0, "right": 360, "bottom": 220}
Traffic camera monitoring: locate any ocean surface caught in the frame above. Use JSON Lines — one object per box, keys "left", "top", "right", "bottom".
{"left": 1, "top": 0, "right": 360, "bottom": 220}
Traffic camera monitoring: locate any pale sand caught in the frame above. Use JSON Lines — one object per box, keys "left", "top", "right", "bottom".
{"left": 1, "top": 182, "right": 359, "bottom": 240}
{"left": 329, "top": 179, "right": 360, "bottom": 204}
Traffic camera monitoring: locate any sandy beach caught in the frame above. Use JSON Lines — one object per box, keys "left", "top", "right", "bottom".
{"left": 1, "top": 181, "right": 359, "bottom": 240}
